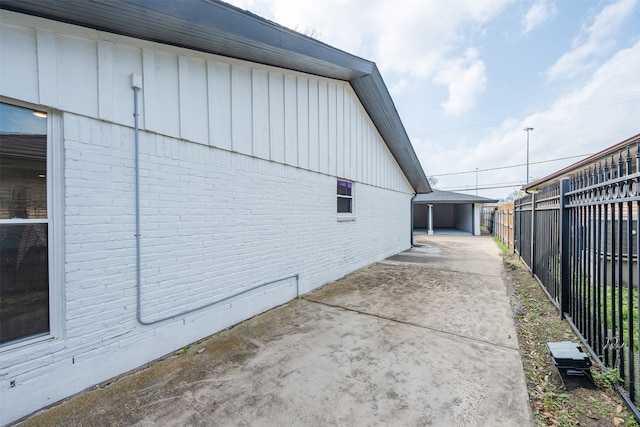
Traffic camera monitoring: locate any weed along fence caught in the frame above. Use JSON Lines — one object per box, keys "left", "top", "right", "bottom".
{"left": 514, "top": 138, "right": 640, "bottom": 417}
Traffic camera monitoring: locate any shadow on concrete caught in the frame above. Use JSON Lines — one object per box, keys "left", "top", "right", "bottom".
{"left": 413, "top": 228, "right": 472, "bottom": 235}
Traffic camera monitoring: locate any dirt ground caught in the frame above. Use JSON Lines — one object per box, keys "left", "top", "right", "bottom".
{"left": 17, "top": 235, "right": 532, "bottom": 426}
{"left": 501, "top": 248, "right": 640, "bottom": 427}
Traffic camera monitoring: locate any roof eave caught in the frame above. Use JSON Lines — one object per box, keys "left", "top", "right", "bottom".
{"left": 0, "top": 0, "right": 431, "bottom": 193}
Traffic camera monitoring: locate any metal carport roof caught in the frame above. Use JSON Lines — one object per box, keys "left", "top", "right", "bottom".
{"left": 414, "top": 190, "right": 498, "bottom": 204}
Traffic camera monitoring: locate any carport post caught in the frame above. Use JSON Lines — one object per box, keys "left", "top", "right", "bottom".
{"left": 428, "top": 204, "right": 434, "bottom": 235}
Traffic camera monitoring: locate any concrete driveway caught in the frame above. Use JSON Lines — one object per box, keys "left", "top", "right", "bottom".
{"left": 20, "top": 234, "right": 532, "bottom": 426}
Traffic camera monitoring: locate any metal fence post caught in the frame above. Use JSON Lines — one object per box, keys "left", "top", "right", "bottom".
{"left": 516, "top": 199, "right": 521, "bottom": 254}
{"left": 509, "top": 209, "right": 514, "bottom": 251}
{"left": 531, "top": 192, "right": 536, "bottom": 277}
{"left": 559, "top": 178, "right": 570, "bottom": 319}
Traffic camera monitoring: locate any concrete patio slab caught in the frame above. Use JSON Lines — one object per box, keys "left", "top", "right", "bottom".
{"left": 17, "top": 234, "right": 532, "bottom": 427}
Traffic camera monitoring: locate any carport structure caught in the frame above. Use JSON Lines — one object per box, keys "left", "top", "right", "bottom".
{"left": 413, "top": 190, "right": 498, "bottom": 235}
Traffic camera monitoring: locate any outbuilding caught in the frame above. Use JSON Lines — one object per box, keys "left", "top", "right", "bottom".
{"left": 413, "top": 190, "right": 498, "bottom": 235}
{"left": 0, "top": 1, "right": 430, "bottom": 423}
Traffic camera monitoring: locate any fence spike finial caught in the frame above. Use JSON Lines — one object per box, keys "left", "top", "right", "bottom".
{"left": 626, "top": 145, "right": 632, "bottom": 175}
{"left": 598, "top": 161, "right": 603, "bottom": 184}
{"left": 610, "top": 154, "right": 616, "bottom": 179}
{"left": 604, "top": 158, "right": 610, "bottom": 181}
{"left": 636, "top": 140, "right": 640, "bottom": 173}
{"left": 618, "top": 150, "right": 624, "bottom": 177}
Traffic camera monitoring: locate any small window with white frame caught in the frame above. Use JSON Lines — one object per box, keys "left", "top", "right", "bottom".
{"left": 337, "top": 179, "right": 353, "bottom": 214}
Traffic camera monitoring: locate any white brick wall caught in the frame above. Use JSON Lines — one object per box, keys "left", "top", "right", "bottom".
{"left": 0, "top": 114, "right": 413, "bottom": 424}
{"left": 0, "top": 12, "right": 418, "bottom": 424}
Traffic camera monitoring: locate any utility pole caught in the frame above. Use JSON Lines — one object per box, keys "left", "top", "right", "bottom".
{"left": 475, "top": 168, "right": 478, "bottom": 195}
{"left": 524, "top": 127, "right": 534, "bottom": 182}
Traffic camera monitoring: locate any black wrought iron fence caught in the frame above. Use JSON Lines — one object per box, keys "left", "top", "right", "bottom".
{"left": 515, "top": 141, "right": 640, "bottom": 418}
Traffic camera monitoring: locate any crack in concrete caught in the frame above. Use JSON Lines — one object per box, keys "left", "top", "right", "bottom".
{"left": 303, "top": 297, "right": 520, "bottom": 352}
{"left": 377, "top": 261, "right": 505, "bottom": 280}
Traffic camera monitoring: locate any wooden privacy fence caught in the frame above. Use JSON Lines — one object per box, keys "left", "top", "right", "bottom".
{"left": 482, "top": 203, "right": 514, "bottom": 248}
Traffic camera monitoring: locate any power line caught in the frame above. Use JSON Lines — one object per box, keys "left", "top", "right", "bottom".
{"left": 440, "top": 180, "right": 524, "bottom": 190}
{"left": 441, "top": 179, "right": 525, "bottom": 190}
{"left": 415, "top": 91, "right": 640, "bottom": 139}
{"left": 430, "top": 153, "right": 593, "bottom": 177}
{"left": 444, "top": 183, "right": 525, "bottom": 192}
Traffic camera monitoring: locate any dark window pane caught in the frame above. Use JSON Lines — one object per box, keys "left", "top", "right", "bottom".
{"left": 0, "top": 103, "right": 47, "bottom": 220}
{"left": 337, "top": 197, "right": 352, "bottom": 213}
{"left": 337, "top": 180, "right": 352, "bottom": 196}
{"left": 0, "top": 225, "right": 50, "bottom": 344}
{"left": 0, "top": 155, "right": 47, "bottom": 219}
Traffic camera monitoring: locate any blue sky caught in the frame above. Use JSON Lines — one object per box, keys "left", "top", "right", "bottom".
{"left": 227, "top": 0, "right": 639, "bottom": 199}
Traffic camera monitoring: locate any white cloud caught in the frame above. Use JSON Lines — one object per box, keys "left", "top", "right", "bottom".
{"left": 522, "top": 0, "right": 557, "bottom": 35}
{"left": 369, "top": 1, "right": 508, "bottom": 78}
{"left": 220, "top": 0, "right": 640, "bottom": 199}
{"left": 388, "top": 78, "right": 409, "bottom": 95}
{"left": 269, "top": 0, "right": 375, "bottom": 56}
{"left": 433, "top": 49, "right": 487, "bottom": 116}
{"left": 223, "top": 0, "right": 510, "bottom": 116}
{"left": 546, "top": 0, "right": 638, "bottom": 81}
{"left": 418, "top": 40, "right": 640, "bottom": 199}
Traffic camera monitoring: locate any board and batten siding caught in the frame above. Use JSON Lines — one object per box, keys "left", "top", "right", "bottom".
{"left": 0, "top": 11, "right": 412, "bottom": 194}
{"left": 0, "top": 11, "right": 415, "bottom": 424}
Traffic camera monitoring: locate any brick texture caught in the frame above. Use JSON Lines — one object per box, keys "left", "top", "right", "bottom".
{"left": 1, "top": 114, "right": 412, "bottom": 423}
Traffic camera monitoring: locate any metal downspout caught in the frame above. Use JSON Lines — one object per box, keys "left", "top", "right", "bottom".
{"left": 130, "top": 77, "right": 299, "bottom": 325}
{"left": 410, "top": 193, "right": 416, "bottom": 246}
{"left": 132, "top": 83, "right": 146, "bottom": 324}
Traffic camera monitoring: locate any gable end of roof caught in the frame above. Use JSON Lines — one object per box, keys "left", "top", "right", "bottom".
{"left": 1, "top": 0, "right": 431, "bottom": 194}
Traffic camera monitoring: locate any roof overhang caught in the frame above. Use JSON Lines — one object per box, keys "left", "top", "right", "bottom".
{"left": 0, "top": 0, "right": 431, "bottom": 194}
{"left": 414, "top": 190, "right": 499, "bottom": 204}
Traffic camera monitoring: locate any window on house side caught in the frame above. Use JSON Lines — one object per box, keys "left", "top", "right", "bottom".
{"left": 0, "top": 102, "right": 50, "bottom": 345}
{"left": 337, "top": 179, "right": 353, "bottom": 214}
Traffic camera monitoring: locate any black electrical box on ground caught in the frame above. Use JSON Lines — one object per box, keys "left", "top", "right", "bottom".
{"left": 547, "top": 341, "right": 594, "bottom": 389}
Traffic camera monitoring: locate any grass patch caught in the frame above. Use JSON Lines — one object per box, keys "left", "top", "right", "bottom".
{"left": 493, "top": 235, "right": 511, "bottom": 253}
{"left": 601, "top": 285, "right": 639, "bottom": 354}
{"left": 500, "top": 249, "right": 639, "bottom": 427}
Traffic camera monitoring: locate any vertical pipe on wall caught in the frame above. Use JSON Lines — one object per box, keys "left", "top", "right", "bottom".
{"left": 133, "top": 86, "right": 143, "bottom": 324}
{"left": 410, "top": 194, "right": 416, "bottom": 246}
{"left": 128, "top": 76, "right": 300, "bottom": 325}
{"left": 130, "top": 75, "right": 146, "bottom": 325}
